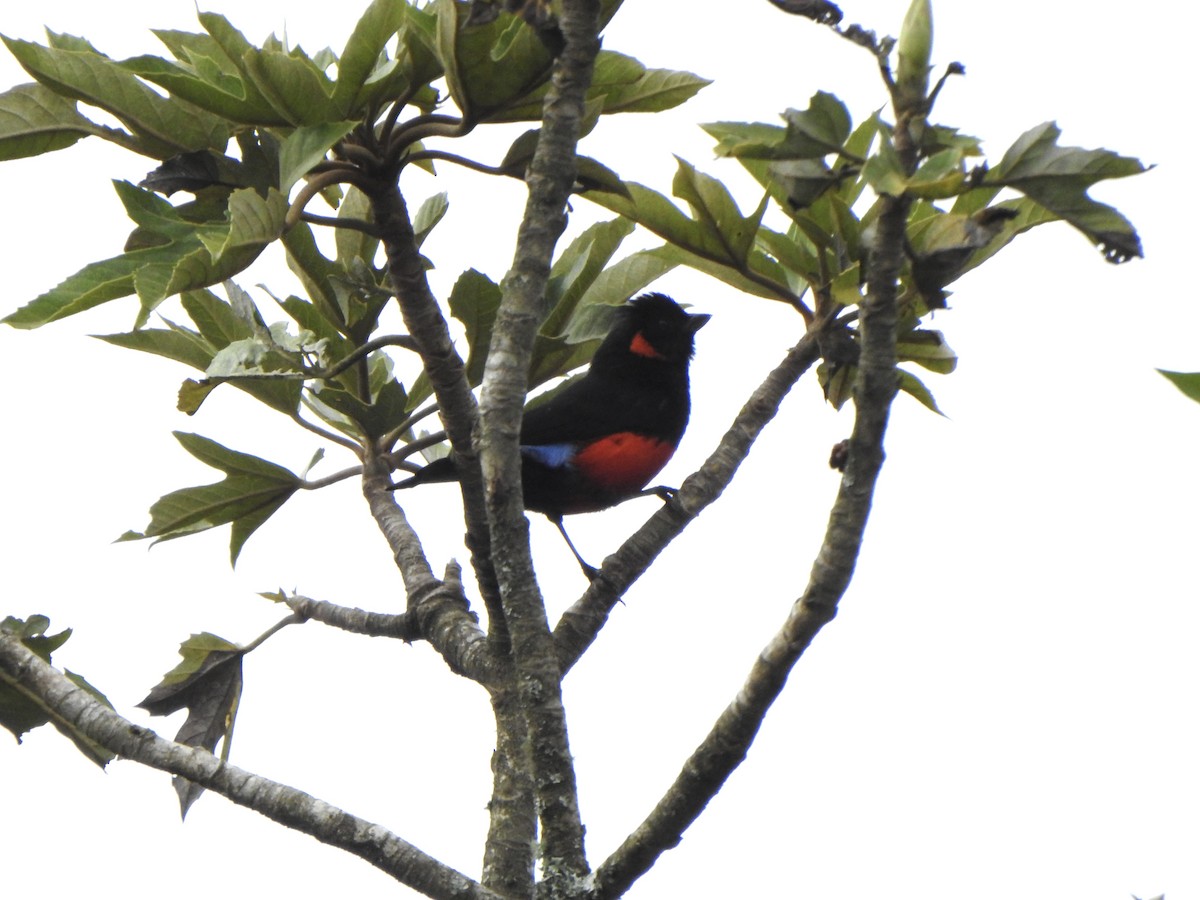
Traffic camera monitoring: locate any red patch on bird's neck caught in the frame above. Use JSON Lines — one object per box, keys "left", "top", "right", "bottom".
{"left": 629, "top": 331, "right": 665, "bottom": 359}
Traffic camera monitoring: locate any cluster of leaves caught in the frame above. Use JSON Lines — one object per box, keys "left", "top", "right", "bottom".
{"left": 584, "top": 89, "right": 1145, "bottom": 411}
{"left": 0, "top": 0, "right": 1145, "bottom": 562}
{"left": 0, "top": 612, "right": 247, "bottom": 815}
{"left": 0, "top": 615, "right": 113, "bottom": 765}
{"left": 0, "top": 0, "right": 710, "bottom": 562}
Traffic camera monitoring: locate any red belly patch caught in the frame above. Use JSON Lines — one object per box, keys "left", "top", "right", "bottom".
{"left": 572, "top": 432, "right": 676, "bottom": 494}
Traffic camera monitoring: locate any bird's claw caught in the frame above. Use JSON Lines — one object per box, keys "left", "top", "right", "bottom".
{"left": 644, "top": 484, "right": 678, "bottom": 503}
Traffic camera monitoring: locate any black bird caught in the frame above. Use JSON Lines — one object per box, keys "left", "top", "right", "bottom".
{"left": 394, "top": 292, "right": 709, "bottom": 575}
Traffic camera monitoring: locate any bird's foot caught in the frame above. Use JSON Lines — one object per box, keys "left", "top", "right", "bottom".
{"left": 643, "top": 484, "right": 678, "bottom": 503}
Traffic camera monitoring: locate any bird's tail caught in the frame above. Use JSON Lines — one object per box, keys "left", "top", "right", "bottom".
{"left": 391, "top": 455, "right": 459, "bottom": 490}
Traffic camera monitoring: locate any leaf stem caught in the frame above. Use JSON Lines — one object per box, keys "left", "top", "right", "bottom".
{"left": 240, "top": 613, "right": 303, "bottom": 654}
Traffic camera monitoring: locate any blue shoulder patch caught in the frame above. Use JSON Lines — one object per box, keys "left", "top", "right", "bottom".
{"left": 522, "top": 443, "right": 576, "bottom": 469}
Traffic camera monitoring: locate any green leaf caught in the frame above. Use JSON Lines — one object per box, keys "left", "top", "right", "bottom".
{"left": 138, "top": 632, "right": 244, "bottom": 818}
{"left": 3, "top": 184, "right": 282, "bottom": 329}
{"left": 2, "top": 35, "right": 228, "bottom": 158}
{"left": 756, "top": 226, "right": 820, "bottom": 291}
{"left": 704, "top": 114, "right": 864, "bottom": 231}
{"left": 182, "top": 286, "right": 254, "bottom": 345}
{"left": 332, "top": 0, "right": 410, "bottom": 115}
{"left": 278, "top": 295, "right": 353, "bottom": 355}
{"left": 705, "top": 93, "right": 852, "bottom": 161}
{"left": 96, "top": 322, "right": 216, "bottom": 371}
{"left": 413, "top": 191, "right": 450, "bottom": 249}
{"left": 435, "top": 0, "right": 554, "bottom": 121}
{"left": 278, "top": 121, "right": 357, "bottom": 192}
{"left": 897, "top": 368, "right": 944, "bottom": 415}
{"left": 121, "top": 47, "right": 286, "bottom": 125}
{"left": 818, "top": 360, "right": 854, "bottom": 410}
{"left": 282, "top": 223, "right": 344, "bottom": 323}
{"left": 0, "top": 616, "right": 115, "bottom": 767}
{"left": 776, "top": 93, "right": 854, "bottom": 159}
{"left": 448, "top": 268, "right": 502, "bottom": 389}
{"left": 497, "top": 124, "right": 627, "bottom": 196}
{"left": 1158, "top": 370, "right": 1200, "bottom": 405}
{"left": 314, "top": 358, "right": 409, "bottom": 442}
{"left": 566, "top": 246, "right": 680, "bottom": 314}
{"left": 862, "top": 133, "right": 909, "bottom": 197}
{"left": 672, "top": 157, "right": 768, "bottom": 265}
{"left": 584, "top": 173, "right": 794, "bottom": 304}
{"left": 908, "top": 200, "right": 1046, "bottom": 296}
{"left": 767, "top": 158, "right": 844, "bottom": 210}
{"left": 896, "top": 329, "right": 957, "bottom": 374}
{"left": 584, "top": 51, "right": 710, "bottom": 115}
{"left": 196, "top": 12, "right": 294, "bottom": 122}
{"left": 121, "top": 432, "right": 300, "bottom": 564}
{"left": 985, "top": 122, "right": 1146, "bottom": 262}
{"left": 0, "top": 82, "right": 106, "bottom": 160}
{"left": 706, "top": 119, "right": 787, "bottom": 160}
{"left": 240, "top": 42, "right": 341, "bottom": 127}
{"left": 907, "top": 147, "right": 967, "bottom": 199}
{"left": 370, "top": 3, "right": 442, "bottom": 112}
{"left": 488, "top": 48, "right": 707, "bottom": 123}
{"left": 542, "top": 217, "right": 636, "bottom": 331}
{"left": 197, "top": 186, "right": 288, "bottom": 263}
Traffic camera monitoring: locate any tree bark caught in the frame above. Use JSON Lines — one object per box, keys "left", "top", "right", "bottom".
{"left": 476, "top": 0, "right": 604, "bottom": 893}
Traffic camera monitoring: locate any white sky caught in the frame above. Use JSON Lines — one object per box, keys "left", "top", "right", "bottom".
{"left": 1, "top": 2, "right": 1195, "bottom": 899}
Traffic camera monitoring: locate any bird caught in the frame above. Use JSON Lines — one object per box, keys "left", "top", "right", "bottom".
{"left": 392, "top": 292, "right": 710, "bottom": 577}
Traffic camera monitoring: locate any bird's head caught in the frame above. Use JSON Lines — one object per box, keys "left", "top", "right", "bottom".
{"left": 613, "top": 292, "right": 710, "bottom": 364}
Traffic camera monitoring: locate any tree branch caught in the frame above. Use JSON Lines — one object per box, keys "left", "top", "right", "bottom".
{"left": 476, "top": 0, "right": 603, "bottom": 888}
{"left": 370, "top": 177, "right": 506, "bottom": 644}
{"left": 482, "top": 683, "right": 537, "bottom": 898}
{"left": 0, "top": 634, "right": 505, "bottom": 900}
{"left": 589, "top": 247, "right": 901, "bottom": 900}
{"left": 286, "top": 594, "right": 419, "bottom": 640}
{"left": 588, "top": 120, "right": 910, "bottom": 900}
{"left": 362, "top": 466, "right": 505, "bottom": 685}
{"left": 553, "top": 328, "right": 822, "bottom": 673}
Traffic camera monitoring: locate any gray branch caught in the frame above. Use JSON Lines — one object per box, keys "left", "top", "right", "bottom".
{"left": 589, "top": 120, "right": 911, "bottom": 897}
{"left": 362, "top": 470, "right": 506, "bottom": 685}
{"left": 287, "top": 595, "right": 419, "bottom": 640}
{"left": 476, "top": 0, "right": 604, "bottom": 892}
{"left": 0, "top": 633, "right": 505, "bottom": 900}
{"left": 553, "top": 328, "right": 822, "bottom": 672}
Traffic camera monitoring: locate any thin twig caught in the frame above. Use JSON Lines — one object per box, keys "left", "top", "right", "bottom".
{"left": 286, "top": 169, "right": 370, "bottom": 231}
{"left": 300, "top": 464, "right": 362, "bottom": 491}
{"left": 335, "top": 141, "right": 384, "bottom": 168}
{"left": 387, "top": 114, "right": 471, "bottom": 156}
{"left": 379, "top": 403, "right": 443, "bottom": 451}
{"left": 381, "top": 431, "right": 449, "bottom": 474}
{"left": 319, "top": 335, "right": 421, "bottom": 381}
{"left": 405, "top": 149, "right": 508, "bottom": 177}
{"left": 299, "top": 212, "right": 385, "bottom": 238}
{"left": 240, "top": 613, "right": 303, "bottom": 653}
{"left": 289, "top": 409, "right": 363, "bottom": 454}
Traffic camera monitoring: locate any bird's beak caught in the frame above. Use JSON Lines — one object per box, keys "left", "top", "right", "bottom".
{"left": 687, "top": 313, "right": 711, "bottom": 333}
